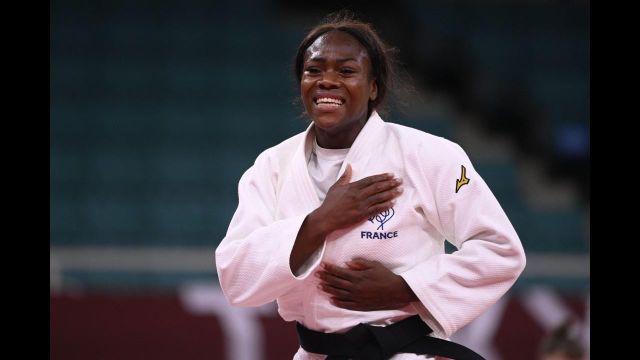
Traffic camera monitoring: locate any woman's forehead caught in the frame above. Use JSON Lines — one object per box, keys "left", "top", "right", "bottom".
{"left": 304, "top": 31, "right": 369, "bottom": 62}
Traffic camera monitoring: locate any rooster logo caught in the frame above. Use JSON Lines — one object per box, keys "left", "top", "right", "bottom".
{"left": 368, "top": 208, "right": 395, "bottom": 230}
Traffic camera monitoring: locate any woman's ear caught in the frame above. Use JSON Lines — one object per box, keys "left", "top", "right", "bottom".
{"left": 370, "top": 80, "right": 378, "bottom": 102}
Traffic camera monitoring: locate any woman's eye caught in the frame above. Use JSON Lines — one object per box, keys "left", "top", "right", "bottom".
{"left": 304, "top": 68, "right": 320, "bottom": 74}
{"left": 340, "top": 68, "right": 355, "bottom": 75}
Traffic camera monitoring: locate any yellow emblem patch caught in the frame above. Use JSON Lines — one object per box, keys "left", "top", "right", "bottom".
{"left": 455, "top": 165, "right": 470, "bottom": 193}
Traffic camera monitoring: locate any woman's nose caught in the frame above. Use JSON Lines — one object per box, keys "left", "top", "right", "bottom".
{"left": 318, "top": 71, "right": 339, "bottom": 89}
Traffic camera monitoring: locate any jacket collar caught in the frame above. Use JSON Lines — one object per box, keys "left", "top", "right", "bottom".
{"left": 303, "top": 110, "right": 386, "bottom": 181}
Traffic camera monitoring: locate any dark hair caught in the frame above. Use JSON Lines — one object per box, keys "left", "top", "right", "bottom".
{"left": 294, "top": 11, "right": 403, "bottom": 115}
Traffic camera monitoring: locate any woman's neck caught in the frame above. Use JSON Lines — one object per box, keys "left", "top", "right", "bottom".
{"left": 314, "top": 116, "right": 368, "bottom": 149}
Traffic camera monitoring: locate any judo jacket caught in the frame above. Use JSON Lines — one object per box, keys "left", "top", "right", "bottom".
{"left": 215, "top": 111, "right": 526, "bottom": 356}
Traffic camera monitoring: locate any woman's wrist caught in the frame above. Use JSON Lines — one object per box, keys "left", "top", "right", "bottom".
{"left": 307, "top": 208, "right": 332, "bottom": 238}
{"left": 396, "top": 275, "right": 419, "bottom": 304}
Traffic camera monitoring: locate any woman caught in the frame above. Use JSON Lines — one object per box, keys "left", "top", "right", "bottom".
{"left": 215, "top": 13, "right": 526, "bottom": 360}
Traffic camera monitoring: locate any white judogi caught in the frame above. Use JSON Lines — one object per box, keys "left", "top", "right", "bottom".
{"left": 215, "top": 111, "right": 526, "bottom": 359}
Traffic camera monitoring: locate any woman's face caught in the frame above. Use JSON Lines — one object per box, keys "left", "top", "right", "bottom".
{"left": 300, "top": 31, "right": 377, "bottom": 143}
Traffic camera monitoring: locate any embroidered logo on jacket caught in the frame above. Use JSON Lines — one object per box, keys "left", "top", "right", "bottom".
{"left": 368, "top": 208, "right": 395, "bottom": 230}
{"left": 361, "top": 208, "right": 398, "bottom": 239}
{"left": 455, "top": 165, "right": 470, "bottom": 193}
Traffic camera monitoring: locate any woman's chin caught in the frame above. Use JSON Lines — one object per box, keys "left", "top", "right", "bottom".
{"left": 309, "top": 111, "right": 346, "bottom": 130}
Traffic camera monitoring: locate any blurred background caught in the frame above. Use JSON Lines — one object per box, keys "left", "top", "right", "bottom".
{"left": 50, "top": 0, "right": 589, "bottom": 359}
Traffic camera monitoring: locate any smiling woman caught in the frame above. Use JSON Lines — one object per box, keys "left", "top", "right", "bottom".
{"left": 299, "top": 30, "right": 376, "bottom": 149}
{"left": 215, "top": 11, "right": 526, "bottom": 360}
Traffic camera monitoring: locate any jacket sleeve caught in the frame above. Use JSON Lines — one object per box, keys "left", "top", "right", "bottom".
{"left": 400, "top": 139, "right": 526, "bottom": 338}
{"left": 215, "top": 152, "right": 325, "bottom": 307}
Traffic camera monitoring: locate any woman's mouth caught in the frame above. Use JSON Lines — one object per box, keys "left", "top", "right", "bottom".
{"left": 313, "top": 97, "right": 345, "bottom": 110}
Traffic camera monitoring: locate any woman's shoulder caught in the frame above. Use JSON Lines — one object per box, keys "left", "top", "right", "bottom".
{"left": 261, "top": 131, "right": 306, "bottom": 156}
{"left": 385, "top": 121, "right": 463, "bottom": 154}
{"left": 252, "top": 130, "right": 307, "bottom": 168}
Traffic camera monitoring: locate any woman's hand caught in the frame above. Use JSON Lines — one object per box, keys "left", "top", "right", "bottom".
{"left": 317, "top": 258, "right": 418, "bottom": 311}
{"left": 290, "top": 165, "right": 402, "bottom": 274}
{"left": 310, "top": 164, "right": 403, "bottom": 236}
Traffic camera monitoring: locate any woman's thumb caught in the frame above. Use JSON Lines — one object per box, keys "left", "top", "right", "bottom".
{"left": 336, "top": 164, "right": 352, "bottom": 185}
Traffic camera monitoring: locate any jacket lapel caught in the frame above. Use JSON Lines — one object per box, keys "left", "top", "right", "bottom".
{"left": 275, "top": 111, "right": 387, "bottom": 219}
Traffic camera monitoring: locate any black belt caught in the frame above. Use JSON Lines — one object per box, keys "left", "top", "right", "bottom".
{"left": 296, "top": 315, "right": 486, "bottom": 360}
